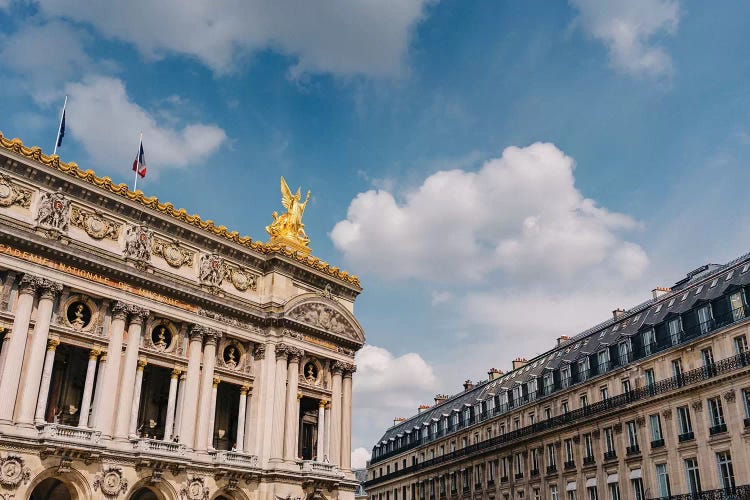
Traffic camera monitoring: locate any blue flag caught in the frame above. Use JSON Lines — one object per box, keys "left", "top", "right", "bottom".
{"left": 56, "top": 108, "right": 66, "bottom": 148}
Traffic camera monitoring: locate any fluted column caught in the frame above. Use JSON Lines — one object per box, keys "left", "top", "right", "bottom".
{"left": 243, "top": 387, "right": 254, "bottom": 452}
{"left": 270, "top": 344, "right": 289, "bottom": 462}
{"left": 178, "top": 327, "right": 205, "bottom": 448}
{"left": 207, "top": 377, "right": 220, "bottom": 450}
{"left": 247, "top": 344, "right": 270, "bottom": 459}
{"left": 114, "top": 306, "right": 148, "bottom": 439}
{"left": 329, "top": 361, "right": 344, "bottom": 465}
{"left": 77, "top": 349, "right": 101, "bottom": 428}
{"left": 341, "top": 364, "right": 355, "bottom": 470}
{"left": 173, "top": 373, "right": 186, "bottom": 440}
{"left": 324, "top": 403, "right": 331, "bottom": 461}
{"left": 163, "top": 369, "right": 180, "bottom": 441}
{"left": 34, "top": 338, "right": 60, "bottom": 424}
{"left": 0, "top": 276, "right": 39, "bottom": 423}
{"left": 89, "top": 353, "right": 106, "bottom": 428}
{"left": 236, "top": 385, "right": 250, "bottom": 452}
{"left": 95, "top": 301, "right": 128, "bottom": 437}
{"left": 283, "top": 347, "right": 303, "bottom": 461}
{"left": 128, "top": 359, "right": 147, "bottom": 437}
{"left": 195, "top": 329, "right": 221, "bottom": 451}
{"left": 316, "top": 399, "right": 327, "bottom": 461}
{"left": 16, "top": 279, "right": 62, "bottom": 425}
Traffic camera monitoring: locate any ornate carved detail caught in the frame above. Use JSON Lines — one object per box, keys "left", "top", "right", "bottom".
{"left": 38, "top": 279, "right": 63, "bottom": 300}
{"left": 332, "top": 360, "right": 346, "bottom": 374}
{"left": 18, "top": 274, "right": 42, "bottom": 296}
{"left": 318, "top": 283, "right": 335, "bottom": 300}
{"left": 111, "top": 301, "right": 130, "bottom": 320}
{"left": 127, "top": 305, "right": 149, "bottom": 324}
{"left": 35, "top": 190, "right": 70, "bottom": 233}
{"left": 227, "top": 477, "right": 239, "bottom": 491}
{"left": 93, "top": 466, "right": 128, "bottom": 497}
{"left": 0, "top": 174, "right": 32, "bottom": 208}
{"left": 275, "top": 343, "right": 291, "bottom": 359}
{"left": 224, "top": 263, "right": 258, "bottom": 292}
{"left": 196, "top": 309, "right": 262, "bottom": 334}
{"left": 0, "top": 454, "right": 30, "bottom": 488}
{"left": 152, "top": 237, "right": 194, "bottom": 268}
{"left": 662, "top": 408, "right": 672, "bottom": 420}
{"left": 724, "top": 390, "right": 736, "bottom": 402}
{"left": 288, "top": 302, "right": 356, "bottom": 338}
{"left": 181, "top": 476, "right": 210, "bottom": 500}
{"left": 70, "top": 205, "right": 121, "bottom": 240}
{"left": 253, "top": 344, "right": 266, "bottom": 360}
{"left": 57, "top": 457, "right": 72, "bottom": 473}
{"left": 691, "top": 400, "right": 703, "bottom": 412}
{"left": 123, "top": 224, "right": 152, "bottom": 262}
{"left": 287, "top": 346, "right": 304, "bottom": 362}
{"left": 199, "top": 253, "right": 225, "bottom": 287}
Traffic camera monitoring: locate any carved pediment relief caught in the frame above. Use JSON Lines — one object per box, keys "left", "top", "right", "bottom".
{"left": 286, "top": 298, "right": 363, "bottom": 343}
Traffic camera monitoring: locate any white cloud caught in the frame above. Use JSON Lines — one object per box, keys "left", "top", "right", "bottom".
{"left": 351, "top": 447, "right": 372, "bottom": 470}
{"left": 352, "top": 345, "right": 437, "bottom": 450}
{"left": 431, "top": 291, "right": 452, "bottom": 305}
{"left": 331, "top": 142, "right": 648, "bottom": 283}
{"left": 35, "top": 0, "right": 433, "bottom": 77}
{"left": 570, "top": 0, "right": 680, "bottom": 79}
{"left": 64, "top": 76, "right": 226, "bottom": 173}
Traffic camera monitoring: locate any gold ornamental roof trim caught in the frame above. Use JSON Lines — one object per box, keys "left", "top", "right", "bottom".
{"left": 0, "top": 131, "right": 361, "bottom": 288}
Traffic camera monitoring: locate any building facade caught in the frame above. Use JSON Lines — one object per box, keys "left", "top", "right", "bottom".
{"left": 366, "top": 257, "right": 750, "bottom": 500}
{"left": 0, "top": 131, "right": 365, "bottom": 500}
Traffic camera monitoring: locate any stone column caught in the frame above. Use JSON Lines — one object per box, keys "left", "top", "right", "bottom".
{"left": 324, "top": 403, "right": 331, "bottom": 461}
{"left": 163, "top": 369, "right": 180, "bottom": 441}
{"left": 89, "top": 353, "right": 106, "bottom": 428}
{"left": 329, "top": 361, "right": 344, "bottom": 465}
{"left": 77, "top": 349, "right": 101, "bottom": 428}
{"left": 207, "top": 377, "right": 220, "bottom": 450}
{"left": 236, "top": 385, "right": 250, "bottom": 452}
{"left": 316, "top": 399, "right": 327, "bottom": 461}
{"left": 16, "top": 279, "right": 62, "bottom": 425}
{"left": 283, "top": 347, "right": 303, "bottom": 461}
{"left": 95, "top": 301, "right": 128, "bottom": 437}
{"left": 243, "top": 389, "right": 253, "bottom": 452}
{"left": 114, "top": 306, "right": 148, "bottom": 439}
{"left": 34, "top": 338, "right": 60, "bottom": 425}
{"left": 247, "top": 344, "right": 268, "bottom": 458}
{"left": 178, "top": 326, "right": 205, "bottom": 448}
{"left": 194, "top": 329, "right": 221, "bottom": 452}
{"left": 128, "top": 359, "right": 147, "bottom": 438}
{"left": 270, "top": 344, "right": 289, "bottom": 462}
{"left": 173, "top": 373, "right": 186, "bottom": 440}
{"left": 341, "top": 364, "right": 355, "bottom": 470}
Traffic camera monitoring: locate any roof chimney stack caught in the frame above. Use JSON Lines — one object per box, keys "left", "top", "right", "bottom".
{"left": 463, "top": 380, "right": 474, "bottom": 392}
{"left": 417, "top": 404, "right": 431, "bottom": 413}
{"left": 612, "top": 308, "right": 626, "bottom": 319}
{"left": 434, "top": 394, "right": 450, "bottom": 405}
{"left": 487, "top": 368, "right": 503, "bottom": 380}
{"left": 512, "top": 357, "right": 528, "bottom": 370}
{"left": 556, "top": 335, "right": 570, "bottom": 346}
{"left": 393, "top": 417, "right": 406, "bottom": 427}
{"left": 652, "top": 287, "right": 671, "bottom": 300}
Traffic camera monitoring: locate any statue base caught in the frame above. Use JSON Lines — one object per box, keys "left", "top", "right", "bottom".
{"left": 267, "top": 235, "right": 311, "bottom": 256}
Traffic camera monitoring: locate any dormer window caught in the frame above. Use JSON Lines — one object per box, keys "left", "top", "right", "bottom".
{"left": 642, "top": 328, "right": 656, "bottom": 355}
{"left": 730, "top": 291, "right": 746, "bottom": 321}
{"left": 561, "top": 365, "right": 572, "bottom": 388}
{"left": 543, "top": 371, "right": 554, "bottom": 394}
{"left": 597, "top": 350, "right": 610, "bottom": 373}
{"left": 668, "top": 317, "right": 683, "bottom": 345}
{"left": 578, "top": 357, "right": 590, "bottom": 381}
{"left": 618, "top": 339, "right": 632, "bottom": 364}
{"left": 697, "top": 304, "right": 712, "bottom": 333}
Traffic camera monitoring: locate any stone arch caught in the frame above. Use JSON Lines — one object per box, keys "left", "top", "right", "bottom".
{"left": 283, "top": 293, "right": 365, "bottom": 344}
{"left": 126, "top": 476, "right": 178, "bottom": 500}
{"left": 27, "top": 465, "right": 92, "bottom": 500}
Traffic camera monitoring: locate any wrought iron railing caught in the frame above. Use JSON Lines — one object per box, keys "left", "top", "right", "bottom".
{"left": 647, "top": 485, "right": 750, "bottom": 500}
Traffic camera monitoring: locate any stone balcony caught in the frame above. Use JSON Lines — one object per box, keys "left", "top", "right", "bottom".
{"left": 132, "top": 437, "right": 187, "bottom": 457}
{"left": 213, "top": 450, "right": 260, "bottom": 468}
{"left": 38, "top": 423, "right": 101, "bottom": 445}
{"left": 300, "top": 460, "right": 343, "bottom": 478}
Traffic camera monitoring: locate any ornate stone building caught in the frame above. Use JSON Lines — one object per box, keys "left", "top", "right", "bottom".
{"left": 366, "top": 257, "right": 750, "bottom": 500}
{"left": 0, "top": 131, "right": 364, "bottom": 500}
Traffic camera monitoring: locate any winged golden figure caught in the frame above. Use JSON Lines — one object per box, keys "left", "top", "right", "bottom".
{"left": 265, "top": 176, "right": 312, "bottom": 254}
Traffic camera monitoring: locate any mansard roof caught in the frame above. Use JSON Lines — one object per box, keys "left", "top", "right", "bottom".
{"left": 374, "top": 250, "right": 750, "bottom": 446}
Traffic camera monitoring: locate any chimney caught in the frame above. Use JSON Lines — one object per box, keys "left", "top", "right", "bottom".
{"left": 417, "top": 404, "right": 431, "bottom": 413}
{"left": 434, "top": 394, "right": 450, "bottom": 405}
{"left": 393, "top": 417, "right": 406, "bottom": 427}
{"left": 612, "top": 308, "right": 626, "bottom": 319}
{"left": 512, "top": 357, "right": 528, "bottom": 370}
{"left": 652, "top": 287, "right": 671, "bottom": 300}
{"left": 487, "top": 368, "right": 503, "bottom": 380}
{"left": 556, "top": 335, "right": 570, "bottom": 346}
{"left": 463, "top": 380, "right": 474, "bottom": 392}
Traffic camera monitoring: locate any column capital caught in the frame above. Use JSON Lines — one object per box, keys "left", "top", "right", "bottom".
{"left": 287, "top": 346, "right": 304, "bottom": 363}
{"left": 47, "top": 338, "right": 60, "bottom": 351}
{"left": 240, "top": 385, "right": 250, "bottom": 396}
{"left": 191, "top": 325, "right": 222, "bottom": 344}
{"left": 319, "top": 399, "right": 328, "bottom": 408}
{"left": 204, "top": 328, "right": 222, "bottom": 346}
{"left": 297, "top": 393, "right": 303, "bottom": 401}
{"left": 111, "top": 301, "right": 130, "bottom": 320}
{"left": 171, "top": 368, "right": 181, "bottom": 379}
{"left": 136, "top": 358, "right": 148, "bottom": 370}
{"left": 331, "top": 360, "right": 347, "bottom": 375}
{"left": 212, "top": 377, "right": 220, "bottom": 388}
{"left": 275, "top": 343, "right": 291, "bottom": 359}
{"left": 89, "top": 348, "right": 101, "bottom": 360}
{"left": 18, "top": 274, "right": 42, "bottom": 296}
{"left": 127, "top": 305, "right": 149, "bottom": 325}
{"left": 342, "top": 363, "right": 357, "bottom": 378}
{"left": 38, "top": 279, "right": 63, "bottom": 300}
{"left": 252, "top": 343, "right": 266, "bottom": 360}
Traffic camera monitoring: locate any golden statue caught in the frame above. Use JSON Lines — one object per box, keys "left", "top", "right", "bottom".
{"left": 266, "top": 176, "right": 312, "bottom": 255}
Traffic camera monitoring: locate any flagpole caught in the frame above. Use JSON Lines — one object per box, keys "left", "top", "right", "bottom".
{"left": 52, "top": 95, "right": 67, "bottom": 156}
{"left": 133, "top": 131, "right": 143, "bottom": 192}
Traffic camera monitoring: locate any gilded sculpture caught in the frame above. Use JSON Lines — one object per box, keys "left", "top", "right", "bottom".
{"left": 266, "top": 176, "right": 311, "bottom": 255}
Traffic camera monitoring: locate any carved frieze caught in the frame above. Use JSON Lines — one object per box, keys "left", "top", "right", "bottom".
{"left": 0, "top": 454, "right": 30, "bottom": 489}
{"left": 224, "top": 262, "right": 258, "bottom": 292}
{"left": 288, "top": 302, "right": 356, "bottom": 338}
{"left": 196, "top": 308, "right": 263, "bottom": 334}
{"left": 199, "top": 253, "right": 225, "bottom": 287}
{"left": 0, "top": 174, "right": 31, "bottom": 208}
{"left": 70, "top": 205, "right": 121, "bottom": 240}
{"left": 152, "top": 237, "right": 194, "bottom": 268}
{"left": 93, "top": 466, "right": 128, "bottom": 497}
{"left": 123, "top": 224, "right": 152, "bottom": 262}
{"left": 35, "top": 190, "right": 70, "bottom": 233}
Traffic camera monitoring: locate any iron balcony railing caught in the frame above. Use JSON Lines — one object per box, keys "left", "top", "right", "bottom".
{"left": 647, "top": 485, "right": 750, "bottom": 500}
{"left": 365, "top": 349, "right": 750, "bottom": 486}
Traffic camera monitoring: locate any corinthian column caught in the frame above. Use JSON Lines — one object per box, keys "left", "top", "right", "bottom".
{"left": 194, "top": 329, "right": 221, "bottom": 451}
{"left": 173, "top": 373, "right": 186, "bottom": 439}
{"left": 329, "top": 361, "right": 344, "bottom": 465}
{"left": 283, "top": 347, "right": 303, "bottom": 461}
{"left": 178, "top": 327, "right": 204, "bottom": 448}
{"left": 236, "top": 385, "right": 250, "bottom": 452}
{"left": 341, "top": 364, "right": 356, "bottom": 470}
{"left": 16, "top": 279, "right": 62, "bottom": 425}
{"left": 34, "top": 338, "right": 60, "bottom": 425}
{"left": 77, "top": 349, "right": 101, "bottom": 428}
{"left": 128, "top": 359, "right": 147, "bottom": 438}
{"left": 95, "top": 301, "right": 128, "bottom": 437}
{"left": 316, "top": 399, "right": 327, "bottom": 461}
{"left": 207, "top": 377, "right": 220, "bottom": 450}
{"left": 270, "top": 344, "right": 289, "bottom": 462}
{"left": 114, "top": 306, "right": 148, "bottom": 439}
{"left": 89, "top": 353, "right": 106, "bottom": 428}
{"left": 163, "top": 369, "right": 180, "bottom": 441}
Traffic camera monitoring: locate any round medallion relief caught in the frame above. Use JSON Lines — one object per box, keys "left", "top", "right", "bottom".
{"left": 222, "top": 344, "right": 240, "bottom": 369}
{"left": 101, "top": 470, "right": 123, "bottom": 496}
{"left": 303, "top": 361, "right": 319, "bottom": 383}
{"left": 151, "top": 324, "right": 173, "bottom": 352}
{"left": 0, "top": 455, "right": 28, "bottom": 488}
{"left": 163, "top": 244, "right": 184, "bottom": 267}
{"left": 0, "top": 182, "right": 13, "bottom": 206}
{"left": 66, "top": 301, "right": 92, "bottom": 331}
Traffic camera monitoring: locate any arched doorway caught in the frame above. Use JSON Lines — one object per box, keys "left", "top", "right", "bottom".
{"left": 30, "top": 477, "right": 73, "bottom": 500}
{"left": 130, "top": 487, "right": 161, "bottom": 500}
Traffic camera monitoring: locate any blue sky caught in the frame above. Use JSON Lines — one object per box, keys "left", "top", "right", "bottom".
{"left": 2, "top": 0, "right": 750, "bottom": 464}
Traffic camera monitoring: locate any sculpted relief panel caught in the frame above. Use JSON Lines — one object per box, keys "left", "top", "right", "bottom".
{"left": 70, "top": 205, "right": 121, "bottom": 241}
{"left": 35, "top": 190, "right": 70, "bottom": 234}
{"left": 0, "top": 174, "right": 32, "bottom": 208}
{"left": 288, "top": 302, "right": 356, "bottom": 338}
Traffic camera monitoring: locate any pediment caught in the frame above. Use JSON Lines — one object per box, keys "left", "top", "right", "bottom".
{"left": 284, "top": 294, "right": 365, "bottom": 344}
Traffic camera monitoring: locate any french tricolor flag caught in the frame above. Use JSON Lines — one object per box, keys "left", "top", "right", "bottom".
{"left": 132, "top": 140, "right": 147, "bottom": 178}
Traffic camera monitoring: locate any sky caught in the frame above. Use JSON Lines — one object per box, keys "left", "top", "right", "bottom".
{"left": 2, "top": 0, "right": 750, "bottom": 469}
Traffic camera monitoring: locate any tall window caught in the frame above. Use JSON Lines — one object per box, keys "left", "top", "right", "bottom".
{"left": 543, "top": 371, "right": 554, "bottom": 394}
{"left": 671, "top": 359, "right": 683, "bottom": 380}
{"left": 515, "top": 453, "right": 524, "bottom": 477}
{"left": 716, "top": 451, "right": 735, "bottom": 491}
{"left": 626, "top": 421, "right": 638, "bottom": 449}
{"left": 643, "top": 329, "right": 656, "bottom": 355}
{"left": 561, "top": 401, "right": 569, "bottom": 414}
{"left": 735, "top": 334, "right": 749, "bottom": 354}
{"left": 701, "top": 347, "right": 714, "bottom": 367}
{"left": 677, "top": 406, "right": 693, "bottom": 437}
{"left": 587, "top": 486, "right": 598, "bottom": 500}
{"left": 668, "top": 317, "right": 682, "bottom": 345}
{"left": 619, "top": 339, "right": 632, "bottom": 364}
{"left": 550, "top": 486, "right": 559, "bottom": 500}
{"left": 655, "top": 464, "right": 670, "bottom": 499}
{"left": 607, "top": 483, "right": 620, "bottom": 500}
{"left": 531, "top": 448, "right": 539, "bottom": 472}
{"left": 598, "top": 350, "right": 610, "bottom": 372}
{"left": 545, "top": 408, "right": 552, "bottom": 420}
{"left": 729, "top": 291, "right": 745, "bottom": 321}
{"left": 564, "top": 438, "right": 574, "bottom": 464}
{"left": 649, "top": 414, "right": 663, "bottom": 443}
{"left": 547, "top": 443, "right": 556, "bottom": 469}
{"left": 644, "top": 369, "right": 655, "bottom": 391}
{"left": 743, "top": 388, "right": 750, "bottom": 420}
{"left": 631, "top": 478, "right": 644, "bottom": 500}
{"left": 684, "top": 458, "right": 701, "bottom": 496}
{"left": 501, "top": 457, "right": 508, "bottom": 479}
{"left": 621, "top": 379, "right": 631, "bottom": 394}
{"left": 561, "top": 365, "right": 572, "bottom": 388}
{"left": 579, "top": 357, "right": 590, "bottom": 381}
{"left": 579, "top": 394, "right": 589, "bottom": 409}
{"left": 584, "top": 433, "right": 594, "bottom": 459}
{"left": 568, "top": 490, "right": 577, "bottom": 500}
{"left": 708, "top": 397, "right": 725, "bottom": 428}
{"left": 600, "top": 386, "right": 609, "bottom": 401}
{"left": 603, "top": 427, "right": 615, "bottom": 455}
{"left": 697, "top": 304, "right": 712, "bottom": 333}
{"left": 488, "top": 460, "right": 496, "bottom": 483}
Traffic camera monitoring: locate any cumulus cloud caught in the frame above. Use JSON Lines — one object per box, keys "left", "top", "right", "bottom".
{"left": 331, "top": 142, "right": 648, "bottom": 283}
{"left": 34, "top": 0, "right": 432, "bottom": 77}
{"left": 570, "top": 0, "right": 680, "bottom": 79}
{"left": 352, "top": 345, "right": 437, "bottom": 450}
{"left": 351, "top": 447, "right": 372, "bottom": 470}
{"left": 64, "top": 76, "right": 226, "bottom": 173}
